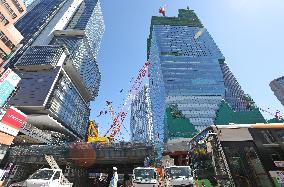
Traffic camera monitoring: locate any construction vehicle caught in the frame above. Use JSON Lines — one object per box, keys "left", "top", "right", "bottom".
{"left": 9, "top": 155, "right": 72, "bottom": 187}
{"left": 87, "top": 62, "right": 150, "bottom": 143}
{"left": 24, "top": 168, "right": 72, "bottom": 187}
{"left": 164, "top": 166, "right": 194, "bottom": 187}
{"left": 87, "top": 121, "right": 109, "bottom": 143}
{"left": 132, "top": 167, "right": 160, "bottom": 187}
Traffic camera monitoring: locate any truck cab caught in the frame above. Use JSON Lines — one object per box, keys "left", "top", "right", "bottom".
{"left": 132, "top": 167, "right": 160, "bottom": 187}
{"left": 25, "top": 168, "right": 71, "bottom": 187}
{"left": 165, "top": 166, "right": 194, "bottom": 187}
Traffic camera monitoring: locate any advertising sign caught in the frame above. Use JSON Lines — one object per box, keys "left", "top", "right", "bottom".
{"left": 0, "top": 107, "right": 27, "bottom": 136}
{"left": 0, "top": 68, "right": 21, "bottom": 107}
{"left": 270, "top": 171, "right": 284, "bottom": 184}
{"left": 275, "top": 161, "right": 284, "bottom": 168}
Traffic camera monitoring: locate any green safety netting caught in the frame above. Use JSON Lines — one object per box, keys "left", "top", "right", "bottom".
{"left": 197, "top": 179, "right": 213, "bottom": 187}
{"left": 214, "top": 101, "right": 266, "bottom": 125}
{"left": 147, "top": 9, "right": 203, "bottom": 59}
{"left": 165, "top": 107, "right": 198, "bottom": 139}
{"left": 151, "top": 9, "right": 203, "bottom": 27}
{"left": 267, "top": 118, "right": 284, "bottom": 123}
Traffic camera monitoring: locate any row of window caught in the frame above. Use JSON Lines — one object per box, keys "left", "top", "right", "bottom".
{"left": 0, "top": 31, "right": 15, "bottom": 50}
{"left": 11, "top": 0, "right": 24, "bottom": 13}
{"left": 0, "top": 0, "right": 17, "bottom": 19}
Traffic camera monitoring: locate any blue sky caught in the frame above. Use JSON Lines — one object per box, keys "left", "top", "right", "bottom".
{"left": 91, "top": 0, "right": 284, "bottom": 139}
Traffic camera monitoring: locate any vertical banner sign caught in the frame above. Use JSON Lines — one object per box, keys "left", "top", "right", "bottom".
{"left": 0, "top": 106, "right": 27, "bottom": 136}
{"left": 0, "top": 68, "right": 21, "bottom": 107}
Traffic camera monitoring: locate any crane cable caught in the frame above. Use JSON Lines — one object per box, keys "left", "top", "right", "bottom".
{"left": 103, "top": 62, "right": 150, "bottom": 140}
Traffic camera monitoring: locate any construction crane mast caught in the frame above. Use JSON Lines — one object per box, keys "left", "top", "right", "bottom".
{"left": 87, "top": 62, "right": 150, "bottom": 143}
{"left": 104, "top": 62, "right": 150, "bottom": 141}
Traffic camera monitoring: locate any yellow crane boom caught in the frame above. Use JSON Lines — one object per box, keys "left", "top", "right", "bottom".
{"left": 87, "top": 121, "right": 109, "bottom": 143}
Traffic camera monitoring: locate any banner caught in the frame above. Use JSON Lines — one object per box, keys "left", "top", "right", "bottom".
{"left": 0, "top": 107, "right": 26, "bottom": 136}
{"left": 0, "top": 68, "right": 21, "bottom": 107}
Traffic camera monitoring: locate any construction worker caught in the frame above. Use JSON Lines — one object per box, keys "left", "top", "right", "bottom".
{"left": 109, "top": 167, "right": 118, "bottom": 187}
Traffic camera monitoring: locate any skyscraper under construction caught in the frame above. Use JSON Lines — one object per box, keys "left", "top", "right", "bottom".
{"left": 147, "top": 9, "right": 266, "bottom": 143}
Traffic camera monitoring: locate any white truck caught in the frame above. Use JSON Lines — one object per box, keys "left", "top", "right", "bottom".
{"left": 10, "top": 155, "right": 73, "bottom": 187}
{"left": 164, "top": 166, "right": 194, "bottom": 187}
{"left": 132, "top": 167, "right": 160, "bottom": 187}
{"left": 23, "top": 168, "right": 72, "bottom": 187}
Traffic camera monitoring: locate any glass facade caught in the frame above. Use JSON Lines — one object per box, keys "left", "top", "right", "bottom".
{"left": 66, "top": 0, "right": 104, "bottom": 59}
{"left": 7, "top": 0, "right": 104, "bottom": 138}
{"left": 48, "top": 72, "right": 90, "bottom": 137}
{"left": 148, "top": 9, "right": 262, "bottom": 143}
{"left": 23, "top": 0, "right": 34, "bottom": 7}
{"left": 51, "top": 36, "right": 101, "bottom": 99}
{"left": 220, "top": 62, "right": 250, "bottom": 111}
{"left": 15, "top": 45, "right": 66, "bottom": 68}
{"left": 130, "top": 85, "right": 153, "bottom": 142}
{"left": 8, "top": 0, "right": 68, "bottom": 67}
{"left": 148, "top": 13, "right": 225, "bottom": 139}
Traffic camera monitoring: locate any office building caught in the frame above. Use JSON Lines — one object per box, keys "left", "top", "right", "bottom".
{"left": 130, "top": 85, "right": 153, "bottom": 142}
{"left": 0, "top": 0, "right": 26, "bottom": 66}
{"left": 7, "top": 0, "right": 104, "bottom": 139}
{"left": 148, "top": 9, "right": 265, "bottom": 142}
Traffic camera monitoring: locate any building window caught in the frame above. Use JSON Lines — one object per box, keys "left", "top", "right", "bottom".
{"left": 0, "top": 12, "right": 9, "bottom": 25}
{"left": 271, "top": 154, "right": 281, "bottom": 162}
{"left": 11, "top": 0, "right": 24, "bottom": 13}
{"left": 1, "top": 35, "right": 8, "bottom": 43}
{"left": 0, "top": 0, "right": 17, "bottom": 19}
{"left": 0, "top": 31, "right": 15, "bottom": 50}
{"left": 0, "top": 48, "right": 6, "bottom": 59}
{"left": 5, "top": 40, "right": 14, "bottom": 50}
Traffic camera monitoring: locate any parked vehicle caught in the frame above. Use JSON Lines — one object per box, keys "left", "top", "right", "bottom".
{"left": 132, "top": 167, "right": 160, "bottom": 187}
{"left": 21, "top": 168, "right": 72, "bottom": 187}
{"left": 164, "top": 166, "right": 194, "bottom": 187}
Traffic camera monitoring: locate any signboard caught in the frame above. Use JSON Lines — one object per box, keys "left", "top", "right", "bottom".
{"left": 0, "top": 107, "right": 26, "bottom": 136}
{"left": 0, "top": 68, "right": 21, "bottom": 107}
{"left": 275, "top": 161, "right": 284, "bottom": 168}
{"left": 270, "top": 171, "right": 284, "bottom": 184}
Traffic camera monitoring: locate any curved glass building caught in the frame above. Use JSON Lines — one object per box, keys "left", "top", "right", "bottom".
{"left": 147, "top": 9, "right": 265, "bottom": 143}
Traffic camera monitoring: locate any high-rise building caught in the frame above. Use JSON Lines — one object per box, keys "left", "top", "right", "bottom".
{"left": 130, "top": 85, "right": 153, "bottom": 142}
{"left": 0, "top": 0, "right": 26, "bottom": 66}
{"left": 270, "top": 76, "right": 284, "bottom": 106}
{"left": 7, "top": 0, "right": 104, "bottom": 139}
{"left": 22, "top": 0, "right": 34, "bottom": 6}
{"left": 148, "top": 9, "right": 265, "bottom": 142}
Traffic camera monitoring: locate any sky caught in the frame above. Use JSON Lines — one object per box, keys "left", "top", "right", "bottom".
{"left": 90, "top": 0, "right": 284, "bottom": 139}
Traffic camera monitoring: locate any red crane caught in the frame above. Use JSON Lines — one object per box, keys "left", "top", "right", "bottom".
{"left": 103, "top": 62, "right": 150, "bottom": 141}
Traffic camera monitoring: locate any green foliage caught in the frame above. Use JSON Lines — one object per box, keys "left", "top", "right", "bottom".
{"left": 197, "top": 179, "right": 214, "bottom": 187}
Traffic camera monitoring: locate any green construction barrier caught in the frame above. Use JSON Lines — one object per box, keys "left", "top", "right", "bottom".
{"left": 214, "top": 101, "right": 266, "bottom": 125}
{"left": 165, "top": 107, "right": 198, "bottom": 139}
{"left": 197, "top": 179, "right": 214, "bottom": 187}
